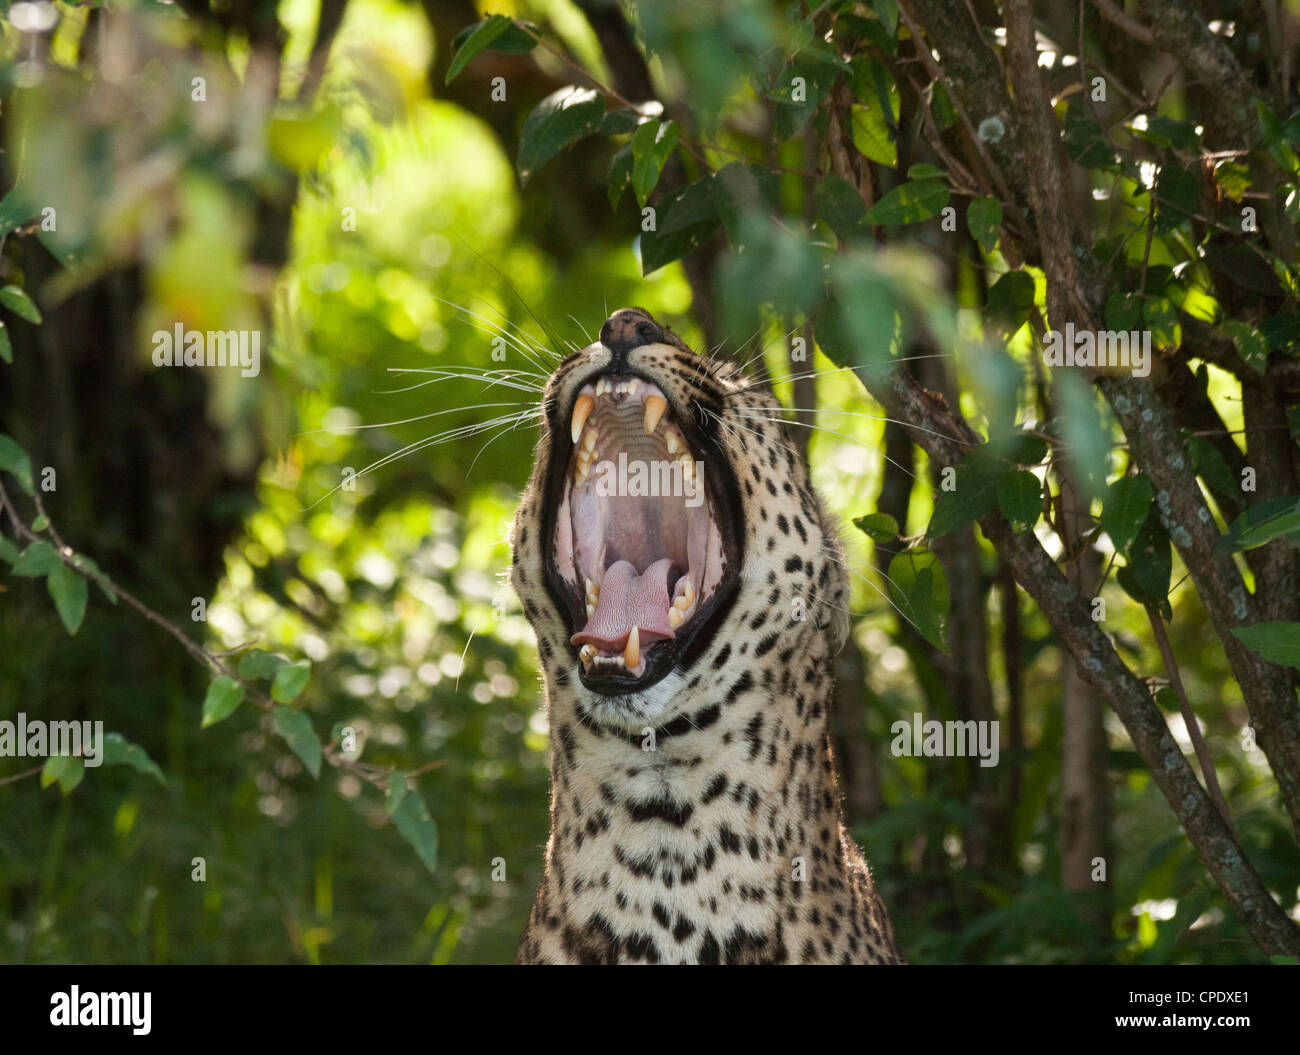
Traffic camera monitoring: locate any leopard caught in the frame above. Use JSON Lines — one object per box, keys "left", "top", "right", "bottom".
{"left": 508, "top": 306, "right": 904, "bottom": 964}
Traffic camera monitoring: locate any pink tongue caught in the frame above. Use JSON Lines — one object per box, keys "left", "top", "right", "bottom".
{"left": 570, "top": 558, "right": 677, "bottom": 651}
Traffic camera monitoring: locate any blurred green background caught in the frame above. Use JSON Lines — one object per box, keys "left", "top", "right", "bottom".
{"left": 0, "top": 0, "right": 1297, "bottom": 964}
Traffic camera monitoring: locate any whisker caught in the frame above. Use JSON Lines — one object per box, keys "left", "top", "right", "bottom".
{"left": 734, "top": 405, "right": 972, "bottom": 447}
{"left": 298, "top": 401, "right": 538, "bottom": 436}
{"left": 431, "top": 294, "right": 557, "bottom": 375}
{"left": 307, "top": 408, "right": 544, "bottom": 508}
{"left": 381, "top": 368, "right": 545, "bottom": 396}
{"left": 733, "top": 415, "right": 928, "bottom": 486}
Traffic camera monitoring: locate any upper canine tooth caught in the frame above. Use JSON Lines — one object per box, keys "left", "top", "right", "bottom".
{"left": 644, "top": 395, "right": 668, "bottom": 435}
{"left": 571, "top": 394, "right": 595, "bottom": 443}
{"left": 624, "top": 625, "right": 640, "bottom": 669}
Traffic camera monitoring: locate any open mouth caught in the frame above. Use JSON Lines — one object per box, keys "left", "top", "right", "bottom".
{"left": 545, "top": 371, "right": 741, "bottom": 694}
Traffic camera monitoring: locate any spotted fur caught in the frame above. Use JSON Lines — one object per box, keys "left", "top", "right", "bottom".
{"left": 509, "top": 308, "right": 903, "bottom": 964}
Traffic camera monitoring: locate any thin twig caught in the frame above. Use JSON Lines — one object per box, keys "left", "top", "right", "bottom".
{"left": 1147, "top": 608, "right": 1235, "bottom": 833}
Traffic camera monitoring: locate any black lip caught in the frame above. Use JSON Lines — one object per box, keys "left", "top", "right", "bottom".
{"left": 539, "top": 364, "right": 745, "bottom": 696}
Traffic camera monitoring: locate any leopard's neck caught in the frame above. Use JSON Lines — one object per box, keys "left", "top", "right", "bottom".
{"left": 517, "top": 635, "right": 901, "bottom": 964}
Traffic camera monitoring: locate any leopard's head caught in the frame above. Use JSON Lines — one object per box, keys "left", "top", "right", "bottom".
{"left": 510, "top": 307, "right": 849, "bottom": 733}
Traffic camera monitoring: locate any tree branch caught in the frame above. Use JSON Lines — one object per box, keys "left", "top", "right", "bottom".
{"left": 846, "top": 363, "right": 1300, "bottom": 956}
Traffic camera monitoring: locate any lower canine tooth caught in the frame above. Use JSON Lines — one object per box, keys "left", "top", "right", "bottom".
{"left": 624, "top": 625, "right": 640, "bottom": 668}
{"left": 586, "top": 603, "right": 595, "bottom": 619}
{"left": 580, "top": 644, "right": 595, "bottom": 664}
{"left": 644, "top": 395, "right": 668, "bottom": 435}
{"left": 668, "top": 607, "right": 683, "bottom": 629}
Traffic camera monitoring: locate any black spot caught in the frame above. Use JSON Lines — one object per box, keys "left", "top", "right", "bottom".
{"left": 702, "top": 773, "right": 729, "bottom": 803}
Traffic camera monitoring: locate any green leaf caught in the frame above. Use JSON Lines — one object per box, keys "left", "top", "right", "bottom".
{"left": 996, "top": 470, "right": 1042, "bottom": 532}
{"left": 1219, "top": 319, "right": 1268, "bottom": 373}
{"left": 1003, "top": 430, "right": 1048, "bottom": 468}
{"left": 201, "top": 676, "right": 245, "bottom": 728}
{"left": 607, "top": 142, "right": 633, "bottom": 209}
{"left": 238, "top": 650, "right": 286, "bottom": 680}
{"left": 0, "top": 284, "right": 41, "bottom": 325}
{"left": 928, "top": 451, "right": 1003, "bottom": 538}
{"left": 0, "top": 536, "right": 18, "bottom": 564}
{"left": 850, "top": 103, "right": 897, "bottom": 167}
{"left": 31, "top": 514, "right": 47, "bottom": 531}
{"left": 1139, "top": 115, "right": 1200, "bottom": 151}
{"left": 271, "top": 661, "right": 311, "bottom": 702}
{"left": 0, "top": 324, "right": 10, "bottom": 364}
{"left": 1213, "top": 160, "right": 1251, "bottom": 202}
{"left": 47, "top": 561, "right": 88, "bottom": 634}
{"left": 273, "top": 706, "right": 322, "bottom": 778}
{"left": 598, "top": 107, "right": 643, "bottom": 136}
{"left": 1230, "top": 622, "right": 1300, "bottom": 670}
{"left": 709, "top": 162, "right": 778, "bottom": 246}
{"left": 906, "top": 163, "right": 946, "bottom": 180}
{"left": 930, "top": 83, "right": 958, "bottom": 131}
{"left": 986, "top": 270, "right": 1036, "bottom": 334}
{"left": 853, "top": 511, "right": 899, "bottom": 543}
{"left": 640, "top": 179, "right": 718, "bottom": 275}
{"left": 864, "top": 178, "right": 948, "bottom": 225}
{"left": 0, "top": 187, "right": 35, "bottom": 240}
{"left": 1203, "top": 242, "right": 1284, "bottom": 298}
{"left": 42, "top": 755, "right": 84, "bottom": 794}
{"left": 1116, "top": 509, "right": 1172, "bottom": 616}
{"left": 1270, "top": 955, "right": 1300, "bottom": 966}
{"left": 445, "top": 15, "right": 512, "bottom": 85}
{"left": 517, "top": 86, "right": 603, "bottom": 184}
{"left": 1063, "top": 103, "right": 1115, "bottom": 169}
{"left": 967, "top": 197, "right": 1002, "bottom": 252}
{"left": 0, "top": 433, "right": 34, "bottom": 495}
{"left": 814, "top": 175, "right": 867, "bottom": 241}
{"left": 887, "top": 549, "right": 949, "bottom": 650}
{"left": 71, "top": 554, "right": 116, "bottom": 604}
{"left": 824, "top": 257, "right": 897, "bottom": 383}
{"left": 871, "top": 0, "right": 899, "bottom": 36}
{"left": 1216, "top": 496, "right": 1300, "bottom": 554}
{"left": 1105, "top": 291, "right": 1142, "bottom": 332}
{"left": 1101, "top": 473, "right": 1155, "bottom": 555}
{"left": 102, "top": 732, "right": 165, "bottom": 784}
{"left": 630, "top": 119, "right": 680, "bottom": 208}
{"left": 1186, "top": 434, "right": 1237, "bottom": 499}
{"left": 386, "top": 772, "right": 440, "bottom": 874}
{"left": 11, "top": 540, "right": 58, "bottom": 576}
{"left": 1142, "top": 296, "right": 1181, "bottom": 350}
{"left": 267, "top": 104, "right": 342, "bottom": 173}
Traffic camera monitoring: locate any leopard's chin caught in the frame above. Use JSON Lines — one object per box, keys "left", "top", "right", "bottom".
{"left": 541, "top": 361, "right": 744, "bottom": 696}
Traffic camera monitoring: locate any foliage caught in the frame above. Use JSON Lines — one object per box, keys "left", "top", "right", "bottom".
{"left": 1, "top": 0, "right": 1298, "bottom": 965}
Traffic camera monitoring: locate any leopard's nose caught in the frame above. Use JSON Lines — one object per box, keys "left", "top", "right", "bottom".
{"left": 600, "top": 308, "right": 663, "bottom": 369}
